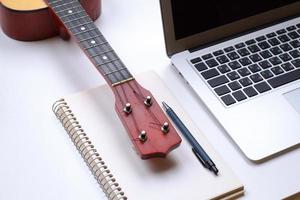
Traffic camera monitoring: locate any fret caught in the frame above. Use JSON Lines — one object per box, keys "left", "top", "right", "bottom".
{"left": 73, "top": 28, "right": 97, "bottom": 36}
{"left": 83, "top": 43, "right": 106, "bottom": 50}
{"left": 90, "top": 50, "right": 114, "bottom": 58}
{"left": 96, "top": 58, "right": 120, "bottom": 67}
{"left": 60, "top": 9, "right": 85, "bottom": 18}
{"left": 69, "top": 21, "right": 93, "bottom": 30}
{"left": 78, "top": 34, "right": 102, "bottom": 42}
{"left": 51, "top": 0, "right": 75, "bottom": 9}
{"left": 63, "top": 15, "right": 89, "bottom": 24}
{"left": 56, "top": 5, "right": 81, "bottom": 14}
{"left": 103, "top": 67, "right": 127, "bottom": 76}
{"left": 47, "top": 0, "right": 61, "bottom": 4}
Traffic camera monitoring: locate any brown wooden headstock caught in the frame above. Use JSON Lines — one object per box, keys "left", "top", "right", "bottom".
{"left": 112, "top": 79, "right": 182, "bottom": 159}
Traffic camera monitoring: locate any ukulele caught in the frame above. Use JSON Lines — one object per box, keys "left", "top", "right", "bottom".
{"left": 0, "top": 0, "right": 182, "bottom": 159}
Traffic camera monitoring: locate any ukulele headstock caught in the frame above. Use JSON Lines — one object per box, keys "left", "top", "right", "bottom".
{"left": 113, "top": 80, "right": 181, "bottom": 159}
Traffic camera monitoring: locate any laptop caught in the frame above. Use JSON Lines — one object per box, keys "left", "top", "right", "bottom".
{"left": 160, "top": 0, "right": 300, "bottom": 162}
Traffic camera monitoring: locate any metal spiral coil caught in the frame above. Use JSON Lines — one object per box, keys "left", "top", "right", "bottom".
{"left": 52, "top": 99, "right": 128, "bottom": 200}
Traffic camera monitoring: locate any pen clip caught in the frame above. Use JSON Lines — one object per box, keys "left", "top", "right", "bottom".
{"left": 192, "top": 148, "right": 206, "bottom": 167}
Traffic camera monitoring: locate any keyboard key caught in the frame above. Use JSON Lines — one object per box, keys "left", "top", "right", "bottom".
{"left": 258, "top": 41, "right": 270, "bottom": 49}
{"left": 281, "top": 63, "right": 294, "bottom": 71}
{"left": 254, "top": 82, "right": 271, "bottom": 93}
{"left": 216, "top": 55, "right": 229, "bottom": 64}
{"left": 269, "top": 57, "right": 282, "bottom": 65}
{"left": 227, "top": 51, "right": 240, "bottom": 60}
{"left": 235, "top": 43, "right": 245, "bottom": 49}
{"left": 289, "top": 49, "right": 300, "bottom": 58}
{"left": 221, "top": 94, "right": 236, "bottom": 106}
{"left": 213, "top": 50, "right": 224, "bottom": 56}
{"left": 256, "top": 35, "right": 266, "bottom": 42}
{"left": 239, "top": 77, "right": 253, "bottom": 87}
{"left": 214, "top": 85, "right": 230, "bottom": 96}
{"left": 287, "top": 25, "right": 296, "bottom": 31}
{"left": 261, "top": 70, "right": 274, "bottom": 79}
{"left": 296, "top": 23, "right": 300, "bottom": 28}
{"left": 201, "top": 68, "right": 219, "bottom": 79}
{"left": 190, "top": 57, "right": 201, "bottom": 64}
{"left": 206, "top": 58, "right": 219, "bottom": 68}
{"left": 268, "top": 68, "right": 300, "bottom": 88}
{"left": 279, "top": 53, "right": 292, "bottom": 62}
{"left": 201, "top": 69, "right": 220, "bottom": 79}
{"left": 250, "top": 73, "right": 263, "bottom": 83}
{"left": 268, "top": 38, "right": 280, "bottom": 46}
{"left": 228, "top": 81, "right": 242, "bottom": 91}
{"left": 237, "top": 67, "right": 251, "bottom": 77}
{"left": 280, "top": 43, "right": 292, "bottom": 52}
{"left": 260, "top": 50, "right": 272, "bottom": 59}
{"left": 232, "top": 90, "right": 247, "bottom": 101}
{"left": 245, "top": 39, "right": 256, "bottom": 45}
{"left": 278, "top": 34, "right": 290, "bottom": 43}
{"left": 217, "top": 64, "right": 231, "bottom": 74}
{"left": 227, "top": 71, "right": 240, "bottom": 81}
{"left": 259, "top": 60, "right": 272, "bottom": 69}
{"left": 290, "top": 40, "right": 300, "bottom": 48}
{"left": 291, "top": 58, "right": 300, "bottom": 68}
{"left": 224, "top": 46, "right": 234, "bottom": 52}
{"left": 239, "top": 57, "right": 252, "bottom": 66}
{"left": 243, "top": 86, "right": 258, "bottom": 97}
{"left": 202, "top": 53, "right": 213, "bottom": 60}
{"left": 228, "top": 61, "right": 242, "bottom": 70}
{"left": 266, "top": 32, "right": 276, "bottom": 38}
{"left": 194, "top": 62, "right": 208, "bottom": 72}
{"left": 276, "top": 29, "right": 286, "bottom": 34}
{"left": 208, "top": 75, "right": 229, "bottom": 87}
{"left": 248, "top": 44, "right": 261, "bottom": 53}
{"left": 249, "top": 53, "right": 262, "bottom": 62}
{"left": 248, "top": 64, "right": 262, "bottom": 73}
{"left": 288, "top": 31, "right": 300, "bottom": 39}
{"left": 271, "top": 66, "right": 284, "bottom": 75}
{"left": 237, "top": 48, "right": 250, "bottom": 57}
{"left": 270, "top": 46, "right": 283, "bottom": 55}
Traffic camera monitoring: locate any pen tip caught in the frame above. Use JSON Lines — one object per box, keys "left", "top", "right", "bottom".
{"left": 162, "top": 101, "right": 168, "bottom": 108}
{"left": 211, "top": 166, "right": 219, "bottom": 176}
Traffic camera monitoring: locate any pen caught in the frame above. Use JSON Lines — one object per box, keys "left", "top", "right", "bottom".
{"left": 162, "top": 101, "right": 219, "bottom": 175}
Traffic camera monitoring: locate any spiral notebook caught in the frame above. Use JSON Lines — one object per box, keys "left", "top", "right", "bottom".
{"left": 52, "top": 71, "right": 244, "bottom": 200}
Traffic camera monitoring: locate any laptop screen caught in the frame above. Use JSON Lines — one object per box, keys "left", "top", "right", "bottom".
{"left": 172, "top": 0, "right": 300, "bottom": 40}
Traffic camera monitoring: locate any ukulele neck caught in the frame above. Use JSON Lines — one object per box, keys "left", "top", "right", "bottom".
{"left": 46, "top": 0, "right": 134, "bottom": 86}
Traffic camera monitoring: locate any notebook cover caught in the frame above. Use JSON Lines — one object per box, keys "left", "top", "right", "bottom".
{"left": 60, "top": 71, "right": 244, "bottom": 200}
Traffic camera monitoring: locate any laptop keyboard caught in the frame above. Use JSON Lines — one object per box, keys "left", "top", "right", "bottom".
{"left": 189, "top": 23, "right": 300, "bottom": 107}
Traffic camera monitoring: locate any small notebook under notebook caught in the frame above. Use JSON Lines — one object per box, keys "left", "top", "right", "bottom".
{"left": 52, "top": 71, "right": 244, "bottom": 200}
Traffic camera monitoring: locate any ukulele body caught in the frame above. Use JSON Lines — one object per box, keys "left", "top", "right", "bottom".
{"left": 0, "top": 0, "right": 101, "bottom": 41}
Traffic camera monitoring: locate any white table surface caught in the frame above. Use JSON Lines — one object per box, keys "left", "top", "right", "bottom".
{"left": 1, "top": 0, "right": 299, "bottom": 199}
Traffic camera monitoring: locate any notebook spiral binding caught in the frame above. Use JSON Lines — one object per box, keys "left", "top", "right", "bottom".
{"left": 52, "top": 99, "right": 127, "bottom": 200}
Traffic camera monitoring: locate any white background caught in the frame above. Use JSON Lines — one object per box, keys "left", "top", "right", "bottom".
{"left": 0, "top": 0, "right": 299, "bottom": 199}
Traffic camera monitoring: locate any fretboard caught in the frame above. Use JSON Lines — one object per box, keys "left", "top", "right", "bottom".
{"left": 46, "top": 0, "right": 133, "bottom": 86}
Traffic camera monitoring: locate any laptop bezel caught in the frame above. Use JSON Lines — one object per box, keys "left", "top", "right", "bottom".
{"left": 160, "top": 0, "right": 300, "bottom": 57}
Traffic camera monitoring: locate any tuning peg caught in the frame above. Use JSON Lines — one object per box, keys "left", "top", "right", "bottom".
{"left": 144, "top": 96, "right": 152, "bottom": 107}
{"left": 161, "top": 122, "right": 170, "bottom": 134}
{"left": 123, "top": 103, "right": 132, "bottom": 114}
{"left": 139, "top": 130, "right": 147, "bottom": 142}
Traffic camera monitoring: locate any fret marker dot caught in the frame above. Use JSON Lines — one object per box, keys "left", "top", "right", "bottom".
{"left": 103, "top": 56, "right": 108, "bottom": 60}
{"left": 80, "top": 27, "right": 86, "bottom": 31}
{"left": 68, "top": 10, "right": 73, "bottom": 14}
{"left": 90, "top": 40, "right": 96, "bottom": 44}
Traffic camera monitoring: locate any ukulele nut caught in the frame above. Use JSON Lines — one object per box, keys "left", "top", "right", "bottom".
{"left": 144, "top": 96, "right": 152, "bottom": 107}
{"left": 139, "top": 131, "right": 147, "bottom": 142}
{"left": 161, "top": 122, "right": 170, "bottom": 134}
{"left": 123, "top": 103, "right": 132, "bottom": 114}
